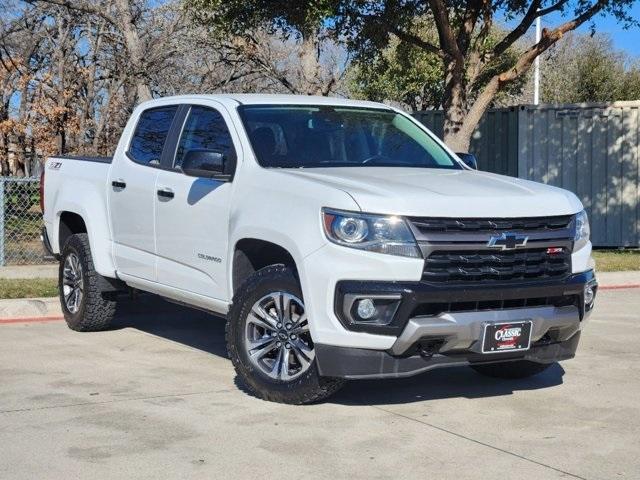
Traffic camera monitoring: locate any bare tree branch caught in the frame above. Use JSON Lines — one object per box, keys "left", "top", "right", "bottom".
{"left": 26, "top": 0, "right": 118, "bottom": 26}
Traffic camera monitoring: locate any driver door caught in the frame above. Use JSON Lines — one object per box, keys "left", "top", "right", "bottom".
{"left": 154, "top": 103, "right": 237, "bottom": 300}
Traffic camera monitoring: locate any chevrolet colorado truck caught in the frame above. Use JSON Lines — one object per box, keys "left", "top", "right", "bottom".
{"left": 41, "top": 94, "right": 597, "bottom": 404}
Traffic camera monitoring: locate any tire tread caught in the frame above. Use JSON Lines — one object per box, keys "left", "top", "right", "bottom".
{"left": 60, "top": 233, "right": 116, "bottom": 332}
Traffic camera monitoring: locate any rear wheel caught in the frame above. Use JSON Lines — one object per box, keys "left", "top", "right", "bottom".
{"left": 471, "top": 360, "right": 552, "bottom": 379}
{"left": 226, "top": 265, "right": 344, "bottom": 404}
{"left": 59, "top": 233, "right": 117, "bottom": 331}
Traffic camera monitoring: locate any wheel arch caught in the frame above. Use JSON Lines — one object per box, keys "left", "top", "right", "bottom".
{"left": 58, "top": 211, "right": 87, "bottom": 251}
{"left": 232, "top": 238, "right": 300, "bottom": 295}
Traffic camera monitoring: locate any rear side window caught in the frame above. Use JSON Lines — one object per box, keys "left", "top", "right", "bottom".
{"left": 174, "top": 106, "right": 236, "bottom": 168}
{"left": 128, "top": 106, "right": 178, "bottom": 165}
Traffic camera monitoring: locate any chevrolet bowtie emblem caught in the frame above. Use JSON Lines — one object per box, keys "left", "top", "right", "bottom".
{"left": 487, "top": 232, "right": 528, "bottom": 250}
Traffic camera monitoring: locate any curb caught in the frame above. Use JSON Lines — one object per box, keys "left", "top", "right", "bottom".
{"left": 599, "top": 284, "right": 640, "bottom": 290}
{"left": 0, "top": 315, "right": 64, "bottom": 324}
{"left": 0, "top": 297, "right": 61, "bottom": 320}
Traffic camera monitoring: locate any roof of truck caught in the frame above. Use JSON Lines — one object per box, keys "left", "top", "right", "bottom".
{"left": 138, "top": 94, "right": 390, "bottom": 110}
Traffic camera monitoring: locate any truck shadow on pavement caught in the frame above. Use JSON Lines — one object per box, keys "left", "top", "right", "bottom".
{"left": 333, "top": 363, "right": 565, "bottom": 405}
{"left": 110, "top": 294, "right": 566, "bottom": 405}
{"left": 110, "top": 295, "right": 229, "bottom": 359}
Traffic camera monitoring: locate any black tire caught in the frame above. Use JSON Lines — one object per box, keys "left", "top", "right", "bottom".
{"left": 471, "top": 360, "right": 552, "bottom": 379}
{"left": 59, "top": 233, "right": 117, "bottom": 332}
{"left": 226, "top": 265, "right": 345, "bottom": 404}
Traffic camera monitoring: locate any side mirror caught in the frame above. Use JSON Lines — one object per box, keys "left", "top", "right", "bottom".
{"left": 181, "top": 149, "right": 228, "bottom": 179}
{"left": 456, "top": 152, "right": 478, "bottom": 170}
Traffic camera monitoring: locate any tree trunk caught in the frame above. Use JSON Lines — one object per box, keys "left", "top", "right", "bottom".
{"left": 78, "top": 24, "right": 103, "bottom": 155}
{"left": 114, "top": 0, "right": 152, "bottom": 102}
{"left": 0, "top": 101, "right": 9, "bottom": 175}
{"left": 443, "top": 75, "right": 500, "bottom": 153}
{"left": 0, "top": 133, "right": 9, "bottom": 176}
{"left": 298, "top": 35, "right": 322, "bottom": 95}
{"left": 441, "top": 7, "right": 604, "bottom": 152}
{"left": 441, "top": 60, "right": 470, "bottom": 152}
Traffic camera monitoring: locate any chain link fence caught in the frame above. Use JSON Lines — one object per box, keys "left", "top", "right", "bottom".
{"left": 0, "top": 177, "right": 52, "bottom": 266}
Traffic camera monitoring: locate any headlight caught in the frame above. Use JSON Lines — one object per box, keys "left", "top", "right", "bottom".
{"left": 322, "top": 208, "right": 421, "bottom": 258}
{"left": 573, "top": 210, "right": 590, "bottom": 252}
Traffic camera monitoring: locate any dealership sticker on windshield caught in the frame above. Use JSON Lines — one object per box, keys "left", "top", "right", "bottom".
{"left": 482, "top": 321, "right": 532, "bottom": 354}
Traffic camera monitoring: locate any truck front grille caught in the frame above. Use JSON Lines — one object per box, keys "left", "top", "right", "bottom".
{"left": 407, "top": 215, "right": 575, "bottom": 285}
{"left": 422, "top": 248, "right": 572, "bottom": 283}
{"left": 409, "top": 215, "right": 572, "bottom": 234}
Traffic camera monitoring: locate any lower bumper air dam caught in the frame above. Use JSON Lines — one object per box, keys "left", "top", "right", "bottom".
{"left": 315, "top": 331, "right": 581, "bottom": 380}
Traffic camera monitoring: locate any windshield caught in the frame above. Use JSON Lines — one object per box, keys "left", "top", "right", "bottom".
{"left": 238, "top": 105, "right": 461, "bottom": 170}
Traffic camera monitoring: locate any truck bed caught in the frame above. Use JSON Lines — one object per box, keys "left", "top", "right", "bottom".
{"left": 43, "top": 155, "right": 114, "bottom": 266}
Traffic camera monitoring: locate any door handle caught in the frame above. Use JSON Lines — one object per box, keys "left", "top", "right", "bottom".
{"left": 157, "top": 188, "right": 174, "bottom": 199}
{"left": 111, "top": 179, "right": 126, "bottom": 189}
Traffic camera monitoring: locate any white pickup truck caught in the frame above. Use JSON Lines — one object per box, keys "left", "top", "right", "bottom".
{"left": 42, "top": 94, "right": 597, "bottom": 403}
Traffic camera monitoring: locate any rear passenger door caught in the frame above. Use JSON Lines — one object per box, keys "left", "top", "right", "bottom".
{"left": 108, "top": 105, "right": 179, "bottom": 281}
{"left": 154, "top": 103, "right": 238, "bottom": 301}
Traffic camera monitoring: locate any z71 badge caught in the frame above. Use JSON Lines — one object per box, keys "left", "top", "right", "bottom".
{"left": 49, "top": 161, "right": 62, "bottom": 170}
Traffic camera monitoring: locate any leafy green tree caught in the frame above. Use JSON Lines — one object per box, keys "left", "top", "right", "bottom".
{"left": 346, "top": 19, "right": 445, "bottom": 111}
{"left": 540, "top": 33, "right": 640, "bottom": 103}
{"left": 347, "top": 20, "right": 526, "bottom": 111}
{"left": 620, "top": 67, "right": 640, "bottom": 100}
{"left": 189, "top": 0, "right": 639, "bottom": 151}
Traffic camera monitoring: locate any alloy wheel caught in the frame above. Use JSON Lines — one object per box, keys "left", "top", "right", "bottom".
{"left": 62, "top": 252, "right": 83, "bottom": 314}
{"left": 244, "top": 292, "right": 314, "bottom": 381}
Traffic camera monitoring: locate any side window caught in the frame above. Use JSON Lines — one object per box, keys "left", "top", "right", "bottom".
{"left": 174, "top": 106, "right": 236, "bottom": 169}
{"left": 128, "top": 106, "right": 178, "bottom": 165}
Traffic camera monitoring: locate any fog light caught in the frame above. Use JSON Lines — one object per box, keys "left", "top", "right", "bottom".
{"left": 584, "top": 284, "right": 595, "bottom": 305}
{"left": 342, "top": 293, "right": 402, "bottom": 327}
{"left": 356, "top": 298, "right": 377, "bottom": 320}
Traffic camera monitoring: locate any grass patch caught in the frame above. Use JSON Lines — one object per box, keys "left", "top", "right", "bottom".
{"left": 593, "top": 250, "right": 640, "bottom": 272}
{"left": 0, "top": 278, "right": 58, "bottom": 299}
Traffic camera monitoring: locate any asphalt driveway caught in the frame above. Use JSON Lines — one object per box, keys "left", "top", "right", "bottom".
{"left": 0, "top": 289, "right": 638, "bottom": 480}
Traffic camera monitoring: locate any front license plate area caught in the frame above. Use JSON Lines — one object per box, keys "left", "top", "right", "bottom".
{"left": 482, "top": 321, "right": 532, "bottom": 354}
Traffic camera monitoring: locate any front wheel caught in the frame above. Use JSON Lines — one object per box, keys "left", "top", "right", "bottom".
{"left": 226, "top": 265, "right": 344, "bottom": 404}
{"left": 471, "top": 360, "right": 552, "bottom": 379}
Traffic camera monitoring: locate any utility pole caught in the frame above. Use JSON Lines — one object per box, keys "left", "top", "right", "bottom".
{"left": 534, "top": 16, "right": 541, "bottom": 105}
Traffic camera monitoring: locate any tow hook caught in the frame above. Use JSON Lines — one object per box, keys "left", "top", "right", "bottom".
{"left": 418, "top": 339, "right": 446, "bottom": 359}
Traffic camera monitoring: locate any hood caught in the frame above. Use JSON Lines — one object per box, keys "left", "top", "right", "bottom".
{"left": 280, "top": 167, "right": 583, "bottom": 217}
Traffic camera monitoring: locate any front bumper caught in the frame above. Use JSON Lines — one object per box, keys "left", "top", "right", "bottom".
{"left": 315, "top": 270, "right": 596, "bottom": 379}
{"left": 316, "top": 331, "right": 581, "bottom": 379}
{"left": 335, "top": 270, "right": 596, "bottom": 335}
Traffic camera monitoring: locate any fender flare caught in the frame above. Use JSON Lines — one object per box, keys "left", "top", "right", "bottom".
{"left": 227, "top": 228, "right": 308, "bottom": 298}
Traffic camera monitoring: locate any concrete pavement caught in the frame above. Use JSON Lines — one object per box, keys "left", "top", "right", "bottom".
{"left": 0, "top": 290, "right": 638, "bottom": 479}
